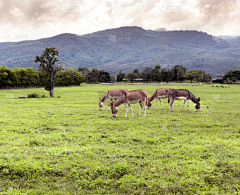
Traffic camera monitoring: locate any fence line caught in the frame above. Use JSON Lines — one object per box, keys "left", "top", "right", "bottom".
{"left": 102, "top": 83, "right": 202, "bottom": 85}
{"left": 1, "top": 85, "right": 45, "bottom": 90}
{"left": 0, "top": 85, "right": 80, "bottom": 90}
{"left": 1, "top": 83, "right": 204, "bottom": 89}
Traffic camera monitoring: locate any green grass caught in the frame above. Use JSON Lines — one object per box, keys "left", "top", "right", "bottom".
{"left": 0, "top": 84, "right": 240, "bottom": 194}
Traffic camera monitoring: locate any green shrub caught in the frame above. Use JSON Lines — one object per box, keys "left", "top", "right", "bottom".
{"left": 28, "top": 93, "right": 39, "bottom": 98}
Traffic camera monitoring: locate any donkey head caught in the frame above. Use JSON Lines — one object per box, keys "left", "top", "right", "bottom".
{"left": 111, "top": 105, "right": 118, "bottom": 117}
{"left": 97, "top": 99, "right": 104, "bottom": 110}
{"left": 195, "top": 97, "right": 201, "bottom": 111}
{"left": 147, "top": 98, "right": 152, "bottom": 109}
{"left": 107, "top": 102, "right": 118, "bottom": 117}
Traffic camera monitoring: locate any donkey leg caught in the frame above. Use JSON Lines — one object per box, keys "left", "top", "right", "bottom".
{"left": 124, "top": 102, "right": 130, "bottom": 111}
{"left": 125, "top": 104, "right": 129, "bottom": 117}
{"left": 160, "top": 99, "right": 163, "bottom": 108}
{"left": 143, "top": 99, "right": 146, "bottom": 116}
{"left": 129, "top": 104, "right": 134, "bottom": 117}
{"left": 123, "top": 103, "right": 126, "bottom": 111}
{"left": 123, "top": 103, "right": 127, "bottom": 111}
{"left": 138, "top": 101, "right": 143, "bottom": 116}
{"left": 187, "top": 100, "right": 189, "bottom": 111}
{"left": 170, "top": 102, "right": 173, "bottom": 112}
{"left": 170, "top": 98, "right": 174, "bottom": 112}
{"left": 181, "top": 100, "right": 186, "bottom": 111}
{"left": 156, "top": 98, "right": 158, "bottom": 109}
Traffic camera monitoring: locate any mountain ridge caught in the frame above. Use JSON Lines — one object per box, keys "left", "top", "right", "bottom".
{"left": 0, "top": 26, "right": 240, "bottom": 76}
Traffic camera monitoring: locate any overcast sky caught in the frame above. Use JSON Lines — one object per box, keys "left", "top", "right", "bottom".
{"left": 0, "top": 0, "right": 239, "bottom": 42}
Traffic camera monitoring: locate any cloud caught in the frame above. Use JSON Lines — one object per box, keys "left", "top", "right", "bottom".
{"left": 195, "top": 0, "right": 238, "bottom": 34}
{"left": 0, "top": 0, "right": 239, "bottom": 42}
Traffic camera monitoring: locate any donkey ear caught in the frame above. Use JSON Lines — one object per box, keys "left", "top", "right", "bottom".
{"left": 197, "top": 97, "right": 201, "bottom": 102}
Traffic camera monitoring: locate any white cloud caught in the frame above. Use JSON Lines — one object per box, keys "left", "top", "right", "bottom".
{"left": 0, "top": 0, "right": 239, "bottom": 42}
{"left": 9, "top": 7, "right": 25, "bottom": 16}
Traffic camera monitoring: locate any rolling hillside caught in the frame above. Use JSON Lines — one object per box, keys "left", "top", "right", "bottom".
{"left": 0, "top": 26, "right": 240, "bottom": 76}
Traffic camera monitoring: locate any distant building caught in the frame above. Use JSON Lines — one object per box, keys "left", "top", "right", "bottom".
{"left": 212, "top": 77, "right": 224, "bottom": 84}
{"left": 123, "top": 78, "right": 146, "bottom": 82}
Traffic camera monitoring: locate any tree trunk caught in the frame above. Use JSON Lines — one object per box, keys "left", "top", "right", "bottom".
{"left": 50, "top": 81, "right": 54, "bottom": 97}
{"left": 50, "top": 83, "right": 54, "bottom": 96}
{"left": 50, "top": 89, "right": 53, "bottom": 97}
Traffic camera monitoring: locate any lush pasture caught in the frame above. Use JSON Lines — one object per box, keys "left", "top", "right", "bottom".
{"left": 0, "top": 84, "right": 239, "bottom": 194}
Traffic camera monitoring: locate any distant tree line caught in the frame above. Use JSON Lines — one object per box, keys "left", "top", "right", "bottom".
{"left": 223, "top": 70, "right": 240, "bottom": 83}
{"left": 1, "top": 64, "right": 239, "bottom": 87}
{"left": 58, "top": 65, "right": 240, "bottom": 84}
{"left": 116, "top": 65, "right": 213, "bottom": 83}
{"left": 78, "top": 64, "right": 213, "bottom": 83}
{"left": 78, "top": 67, "right": 114, "bottom": 83}
{"left": 0, "top": 66, "right": 85, "bottom": 87}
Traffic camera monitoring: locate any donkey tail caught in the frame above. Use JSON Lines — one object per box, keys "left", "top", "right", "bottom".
{"left": 168, "top": 93, "right": 170, "bottom": 103}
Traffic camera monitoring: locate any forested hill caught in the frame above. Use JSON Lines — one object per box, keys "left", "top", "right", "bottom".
{"left": 220, "top": 36, "right": 240, "bottom": 46}
{"left": 0, "top": 26, "right": 240, "bottom": 76}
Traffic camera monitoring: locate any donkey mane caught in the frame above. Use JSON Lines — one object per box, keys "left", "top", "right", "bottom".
{"left": 148, "top": 90, "right": 157, "bottom": 101}
{"left": 189, "top": 91, "right": 199, "bottom": 103}
{"left": 112, "top": 94, "right": 125, "bottom": 105}
{"left": 99, "top": 92, "right": 108, "bottom": 102}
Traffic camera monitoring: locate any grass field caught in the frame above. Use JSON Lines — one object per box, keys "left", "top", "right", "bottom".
{"left": 0, "top": 84, "right": 240, "bottom": 194}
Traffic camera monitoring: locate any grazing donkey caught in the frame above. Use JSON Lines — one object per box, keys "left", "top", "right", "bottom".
{"left": 98, "top": 88, "right": 129, "bottom": 110}
{"left": 147, "top": 88, "right": 172, "bottom": 109}
{"left": 110, "top": 89, "right": 148, "bottom": 117}
{"left": 168, "top": 89, "right": 200, "bottom": 112}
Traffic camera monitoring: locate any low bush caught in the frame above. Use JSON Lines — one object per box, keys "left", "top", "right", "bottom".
{"left": 28, "top": 93, "right": 39, "bottom": 98}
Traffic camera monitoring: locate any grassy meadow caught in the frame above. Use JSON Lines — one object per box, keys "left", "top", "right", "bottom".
{"left": 0, "top": 84, "right": 240, "bottom": 194}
